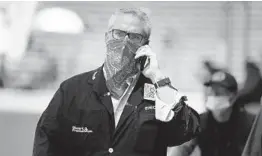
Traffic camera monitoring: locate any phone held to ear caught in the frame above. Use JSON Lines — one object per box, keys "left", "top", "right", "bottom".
{"left": 138, "top": 56, "right": 148, "bottom": 71}
{"left": 138, "top": 40, "right": 150, "bottom": 71}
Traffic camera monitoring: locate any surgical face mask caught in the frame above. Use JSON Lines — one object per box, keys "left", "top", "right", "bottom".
{"left": 206, "top": 96, "right": 232, "bottom": 111}
{"left": 104, "top": 32, "right": 141, "bottom": 99}
{"left": 206, "top": 96, "right": 233, "bottom": 122}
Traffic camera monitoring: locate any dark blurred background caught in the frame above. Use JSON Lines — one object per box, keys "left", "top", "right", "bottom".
{"left": 0, "top": 1, "right": 261, "bottom": 156}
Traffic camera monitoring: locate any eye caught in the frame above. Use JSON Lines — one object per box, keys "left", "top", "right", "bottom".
{"left": 114, "top": 30, "right": 126, "bottom": 37}
{"left": 129, "top": 34, "right": 142, "bottom": 42}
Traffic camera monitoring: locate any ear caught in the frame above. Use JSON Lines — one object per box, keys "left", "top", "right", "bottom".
{"left": 105, "top": 32, "right": 108, "bottom": 42}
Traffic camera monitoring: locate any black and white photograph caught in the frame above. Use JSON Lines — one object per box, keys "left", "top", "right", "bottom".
{"left": 0, "top": 1, "right": 261, "bottom": 156}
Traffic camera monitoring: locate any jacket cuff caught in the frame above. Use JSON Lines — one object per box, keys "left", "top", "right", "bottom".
{"left": 155, "top": 91, "right": 184, "bottom": 122}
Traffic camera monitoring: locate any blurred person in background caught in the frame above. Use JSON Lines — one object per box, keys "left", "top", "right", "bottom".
{"left": 0, "top": 53, "right": 6, "bottom": 88}
{"left": 12, "top": 35, "right": 58, "bottom": 90}
{"left": 173, "top": 71, "right": 255, "bottom": 156}
{"left": 33, "top": 8, "right": 200, "bottom": 156}
{"left": 0, "top": 7, "right": 10, "bottom": 88}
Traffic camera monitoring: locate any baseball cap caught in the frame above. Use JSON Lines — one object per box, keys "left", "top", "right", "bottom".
{"left": 204, "top": 71, "right": 238, "bottom": 93}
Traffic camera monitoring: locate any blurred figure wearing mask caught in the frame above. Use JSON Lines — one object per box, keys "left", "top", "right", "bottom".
{"left": 33, "top": 8, "right": 200, "bottom": 156}
{"left": 13, "top": 36, "right": 58, "bottom": 90}
{"left": 173, "top": 71, "right": 255, "bottom": 156}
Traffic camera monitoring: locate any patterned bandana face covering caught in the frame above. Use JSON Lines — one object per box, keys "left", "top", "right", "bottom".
{"left": 104, "top": 32, "right": 141, "bottom": 99}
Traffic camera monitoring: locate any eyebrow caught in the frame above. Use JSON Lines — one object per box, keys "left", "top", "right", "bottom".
{"left": 112, "top": 29, "right": 146, "bottom": 37}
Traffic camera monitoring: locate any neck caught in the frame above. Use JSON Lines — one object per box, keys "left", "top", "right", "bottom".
{"left": 103, "top": 67, "right": 140, "bottom": 99}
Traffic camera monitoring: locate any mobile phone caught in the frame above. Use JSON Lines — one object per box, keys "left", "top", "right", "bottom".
{"left": 138, "top": 56, "right": 148, "bottom": 71}
{"left": 138, "top": 40, "right": 150, "bottom": 71}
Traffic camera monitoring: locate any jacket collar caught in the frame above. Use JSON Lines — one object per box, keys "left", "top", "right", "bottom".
{"left": 88, "top": 64, "right": 153, "bottom": 136}
{"left": 89, "top": 64, "right": 152, "bottom": 97}
{"left": 89, "top": 65, "right": 109, "bottom": 97}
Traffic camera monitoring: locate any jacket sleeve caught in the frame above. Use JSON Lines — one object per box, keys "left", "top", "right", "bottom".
{"left": 159, "top": 96, "right": 201, "bottom": 146}
{"left": 32, "top": 84, "right": 64, "bottom": 156}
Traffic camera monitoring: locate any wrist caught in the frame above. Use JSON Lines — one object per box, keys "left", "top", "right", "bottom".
{"left": 150, "top": 71, "right": 165, "bottom": 84}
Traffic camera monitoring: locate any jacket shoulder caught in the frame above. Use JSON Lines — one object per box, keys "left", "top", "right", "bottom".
{"left": 60, "top": 67, "right": 100, "bottom": 90}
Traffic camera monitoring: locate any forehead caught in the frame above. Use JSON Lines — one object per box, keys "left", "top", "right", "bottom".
{"left": 110, "top": 14, "right": 146, "bottom": 35}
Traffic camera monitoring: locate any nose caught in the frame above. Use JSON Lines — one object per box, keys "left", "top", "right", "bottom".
{"left": 120, "top": 35, "right": 129, "bottom": 58}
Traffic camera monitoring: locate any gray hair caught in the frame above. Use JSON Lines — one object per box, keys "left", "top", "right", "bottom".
{"left": 108, "top": 8, "right": 152, "bottom": 39}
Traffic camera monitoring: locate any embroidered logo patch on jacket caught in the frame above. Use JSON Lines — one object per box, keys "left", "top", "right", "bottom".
{"left": 72, "top": 126, "right": 93, "bottom": 133}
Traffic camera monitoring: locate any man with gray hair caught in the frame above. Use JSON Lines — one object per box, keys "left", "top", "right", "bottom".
{"left": 33, "top": 8, "right": 200, "bottom": 156}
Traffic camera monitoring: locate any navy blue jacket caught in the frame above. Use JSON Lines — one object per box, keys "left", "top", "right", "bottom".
{"left": 33, "top": 66, "right": 200, "bottom": 156}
